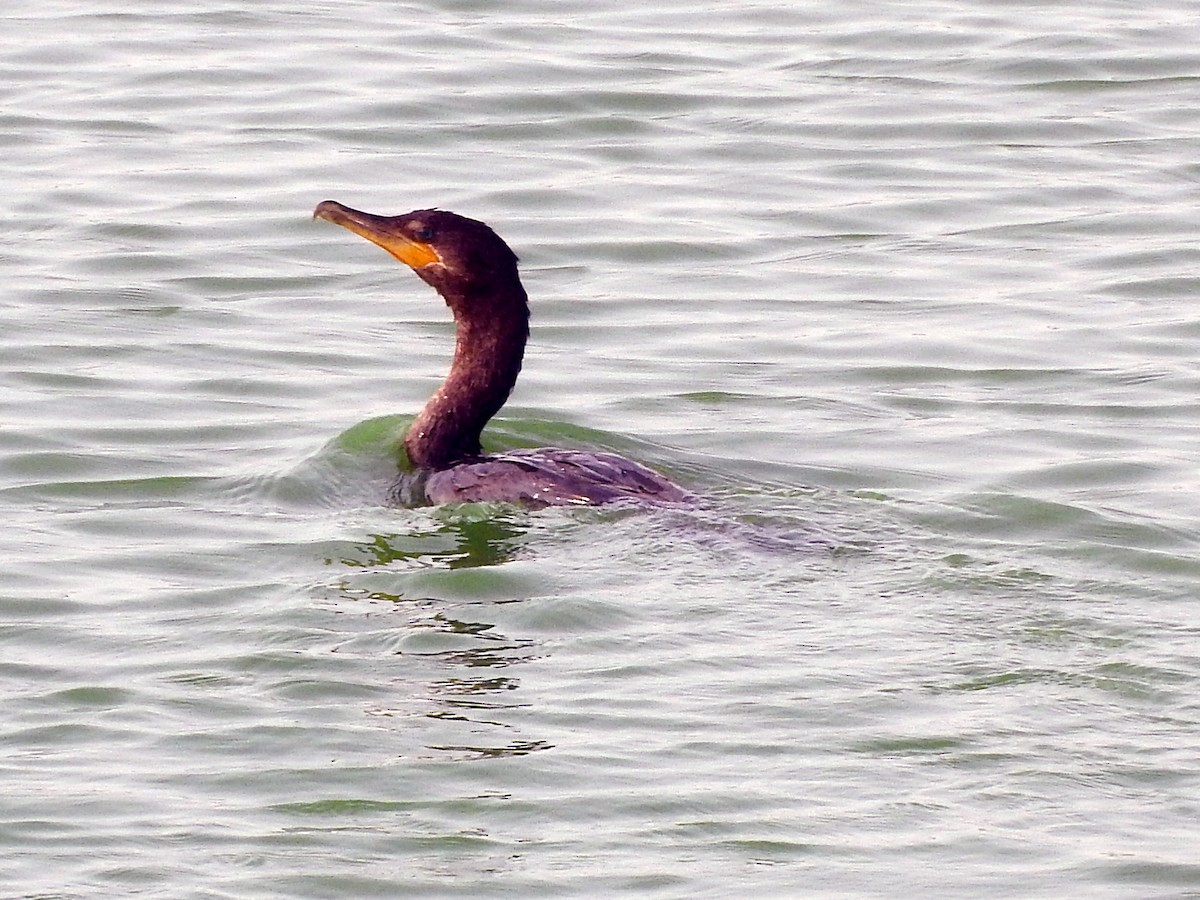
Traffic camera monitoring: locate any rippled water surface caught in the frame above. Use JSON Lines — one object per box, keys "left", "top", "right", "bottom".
{"left": 4, "top": 1, "right": 1200, "bottom": 896}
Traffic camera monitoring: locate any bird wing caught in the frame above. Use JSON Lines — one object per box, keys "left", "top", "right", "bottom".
{"left": 420, "top": 448, "right": 691, "bottom": 508}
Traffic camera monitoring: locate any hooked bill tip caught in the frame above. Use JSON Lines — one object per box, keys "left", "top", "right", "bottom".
{"left": 313, "top": 200, "right": 345, "bottom": 221}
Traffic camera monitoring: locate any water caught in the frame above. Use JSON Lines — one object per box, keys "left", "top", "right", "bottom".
{"left": 4, "top": 1, "right": 1200, "bottom": 896}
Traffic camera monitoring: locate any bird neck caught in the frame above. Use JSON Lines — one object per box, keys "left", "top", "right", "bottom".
{"left": 404, "top": 285, "right": 529, "bottom": 470}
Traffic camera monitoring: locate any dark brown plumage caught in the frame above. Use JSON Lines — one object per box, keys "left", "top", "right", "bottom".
{"left": 313, "top": 200, "right": 691, "bottom": 508}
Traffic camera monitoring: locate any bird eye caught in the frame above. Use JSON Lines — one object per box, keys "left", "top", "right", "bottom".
{"left": 410, "top": 223, "right": 435, "bottom": 242}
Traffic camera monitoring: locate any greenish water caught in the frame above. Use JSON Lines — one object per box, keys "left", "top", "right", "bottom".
{"left": 4, "top": 1, "right": 1200, "bottom": 897}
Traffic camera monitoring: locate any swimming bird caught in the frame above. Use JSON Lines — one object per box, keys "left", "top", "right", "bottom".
{"left": 313, "top": 200, "right": 692, "bottom": 508}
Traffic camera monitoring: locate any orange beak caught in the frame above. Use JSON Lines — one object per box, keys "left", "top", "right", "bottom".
{"left": 313, "top": 200, "right": 442, "bottom": 269}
